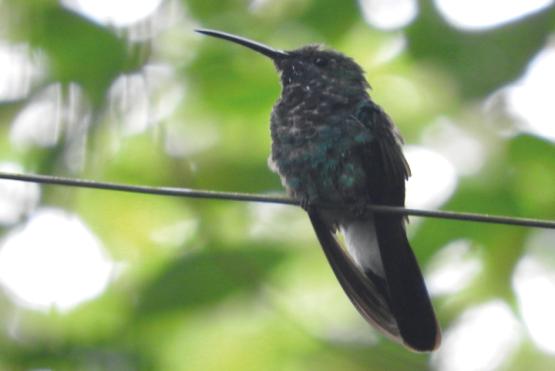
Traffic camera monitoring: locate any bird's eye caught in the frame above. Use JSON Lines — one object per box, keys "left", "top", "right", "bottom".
{"left": 314, "top": 57, "right": 328, "bottom": 67}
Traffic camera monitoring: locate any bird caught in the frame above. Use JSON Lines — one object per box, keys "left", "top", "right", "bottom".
{"left": 195, "top": 28, "right": 441, "bottom": 351}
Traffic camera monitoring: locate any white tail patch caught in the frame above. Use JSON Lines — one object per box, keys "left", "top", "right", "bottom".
{"left": 341, "top": 219, "right": 385, "bottom": 278}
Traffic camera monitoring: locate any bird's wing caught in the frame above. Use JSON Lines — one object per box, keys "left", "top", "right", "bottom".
{"left": 342, "top": 100, "right": 441, "bottom": 351}
{"left": 351, "top": 100, "right": 410, "bottom": 205}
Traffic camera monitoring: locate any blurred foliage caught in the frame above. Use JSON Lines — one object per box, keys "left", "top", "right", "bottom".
{"left": 408, "top": 1, "right": 555, "bottom": 98}
{"left": 0, "top": 0, "right": 555, "bottom": 370}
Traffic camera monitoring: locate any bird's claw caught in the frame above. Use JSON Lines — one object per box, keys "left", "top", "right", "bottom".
{"left": 299, "top": 197, "right": 315, "bottom": 212}
{"left": 349, "top": 202, "right": 368, "bottom": 218}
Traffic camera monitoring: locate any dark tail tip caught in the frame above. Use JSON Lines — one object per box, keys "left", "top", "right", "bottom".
{"left": 403, "top": 322, "right": 441, "bottom": 352}
{"left": 373, "top": 214, "right": 442, "bottom": 352}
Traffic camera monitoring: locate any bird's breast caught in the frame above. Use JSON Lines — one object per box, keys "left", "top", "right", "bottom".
{"left": 268, "top": 92, "right": 372, "bottom": 203}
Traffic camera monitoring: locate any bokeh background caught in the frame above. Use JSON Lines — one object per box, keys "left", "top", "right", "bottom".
{"left": 1, "top": 0, "right": 555, "bottom": 370}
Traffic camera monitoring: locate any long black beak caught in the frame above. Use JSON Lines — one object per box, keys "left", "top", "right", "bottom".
{"left": 195, "top": 29, "right": 289, "bottom": 61}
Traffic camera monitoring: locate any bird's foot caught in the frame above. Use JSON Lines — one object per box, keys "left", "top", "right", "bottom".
{"left": 348, "top": 202, "right": 368, "bottom": 218}
{"left": 299, "top": 196, "right": 315, "bottom": 212}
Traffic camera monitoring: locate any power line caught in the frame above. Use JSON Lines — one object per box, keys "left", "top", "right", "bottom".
{"left": 1, "top": 171, "right": 554, "bottom": 229}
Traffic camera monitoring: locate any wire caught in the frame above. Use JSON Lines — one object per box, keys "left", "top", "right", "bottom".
{"left": 1, "top": 171, "right": 554, "bottom": 229}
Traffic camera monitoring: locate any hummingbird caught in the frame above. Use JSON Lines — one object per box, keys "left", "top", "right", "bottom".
{"left": 195, "top": 29, "right": 441, "bottom": 351}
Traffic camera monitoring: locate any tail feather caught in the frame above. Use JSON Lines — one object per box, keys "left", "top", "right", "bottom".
{"left": 374, "top": 214, "right": 441, "bottom": 351}
{"left": 308, "top": 211, "right": 400, "bottom": 340}
{"left": 308, "top": 210, "right": 441, "bottom": 351}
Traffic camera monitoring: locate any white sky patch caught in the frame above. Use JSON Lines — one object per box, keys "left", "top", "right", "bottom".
{"left": 0, "top": 163, "right": 40, "bottom": 225}
{"left": 0, "top": 43, "right": 44, "bottom": 102}
{"left": 404, "top": 146, "right": 457, "bottom": 210}
{"left": 426, "top": 239, "right": 482, "bottom": 296}
{"left": 359, "top": 0, "right": 418, "bottom": 30}
{"left": 0, "top": 208, "right": 115, "bottom": 312}
{"left": 421, "top": 117, "right": 486, "bottom": 176}
{"left": 10, "top": 84, "right": 63, "bottom": 148}
{"left": 435, "top": 0, "right": 553, "bottom": 31}
{"left": 109, "top": 73, "right": 151, "bottom": 136}
{"left": 61, "top": 0, "right": 163, "bottom": 27}
{"left": 504, "top": 43, "right": 555, "bottom": 142}
{"left": 513, "top": 230, "right": 555, "bottom": 354}
{"left": 10, "top": 83, "right": 91, "bottom": 172}
{"left": 108, "top": 64, "right": 184, "bottom": 137}
{"left": 432, "top": 300, "right": 522, "bottom": 371}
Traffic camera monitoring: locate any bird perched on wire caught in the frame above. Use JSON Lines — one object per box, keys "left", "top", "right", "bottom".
{"left": 196, "top": 28, "right": 441, "bottom": 351}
